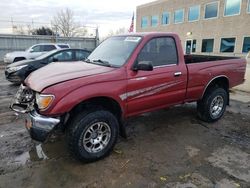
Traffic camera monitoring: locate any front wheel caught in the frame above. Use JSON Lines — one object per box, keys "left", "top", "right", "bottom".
{"left": 67, "top": 110, "right": 119, "bottom": 162}
{"left": 197, "top": 87, "right": 228, "bottom": 122}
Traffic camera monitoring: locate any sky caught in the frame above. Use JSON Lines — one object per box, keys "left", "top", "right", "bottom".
{"left": 0, "top": 0, "right": 154, "bottom": 37}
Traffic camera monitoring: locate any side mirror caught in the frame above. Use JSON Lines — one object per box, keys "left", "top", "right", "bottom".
{"left": 29, "top": 49, "right": 34, "bottom": 53}
{"left": 133, "top": 61, "right": 153, "bottom": 71}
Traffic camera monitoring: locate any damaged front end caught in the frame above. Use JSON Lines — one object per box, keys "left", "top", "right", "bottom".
{"left": 10, "top": 84, "right": 35, "bottom": 113}
{"left": 10, "top": 84, "right": 60, "bottom": 142}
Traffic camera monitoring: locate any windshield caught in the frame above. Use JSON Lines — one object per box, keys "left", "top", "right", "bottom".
{"left": 35, "top": 49, "right": 59, "bottom": 60}
{"left": 87, "top": 36, "right": 142, "bottom": 67}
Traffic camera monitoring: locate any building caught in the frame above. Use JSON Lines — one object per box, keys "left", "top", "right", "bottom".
{"left": 136, "top": 0, "right": 250, "bottom": 57}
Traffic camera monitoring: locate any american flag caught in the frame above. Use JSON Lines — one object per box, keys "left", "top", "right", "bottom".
{"left": 129, "top": 13, "right": 134, "bottom": 33}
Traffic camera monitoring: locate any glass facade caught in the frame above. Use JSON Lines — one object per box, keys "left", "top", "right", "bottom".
{"left": 141, "top": 17, "right": 148, "bottom": 28}
{"left": 202, "top": 39, "right": 214, "bottom": 52}
{"left": 242, "top": 37, "right": 250, "bottom": 53}
{"left": 205, "top": 2, "right": 218, "bottom": 19}
{"left": 151, "top": 15, "right": 158, "bottom": 27}
{"left": 224, "top": 0, "right": 241, "bottom": 16}
{"left": 174, "top": 9, "right": 184, "bottom": 23}
{"left": 248, "top": 0, "right": 250, "bottom": 13}
{"left": 162, "top": 12, "right": 170, "bottom": 25}
{"left": 220, "top": 38, "right": 236, "bottom": 52}
{"left": 188, "top": 5, "right": 200, "bottom": 21}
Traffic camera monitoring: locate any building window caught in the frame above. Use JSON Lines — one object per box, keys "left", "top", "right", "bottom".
{"left": 141, "top": 17, "right": 148, "bottom": 28}
{"left": 174, "top": 9, "right": 184, "bottom": 23}
{"left": 224, "top": 0, "right": 241, "bottom": 16}
{"left": 248, "top": 0, "right": 250, "bottom": 13}
{"left": 151, "top": 15, "right": 158, "bottom": 27}
{"left": 202, "top": 39, "right": 214, "bottom": 52}
{"left": 242, "top": 37, "right": 250, "bottom": 53}
{"left": 188, "top": 5, "right": 200, "bottom": 21}
{"left": 162, "top": 12, "right": 170, "bottom": 25}
{"left": 205, "top": 2, "right": 219, "bottom": 19}
{"left": 220, "top": 38, "right": 236, "bottom": 52}
{"left": 192, "top": 40, "right": 197, "bottom": 52}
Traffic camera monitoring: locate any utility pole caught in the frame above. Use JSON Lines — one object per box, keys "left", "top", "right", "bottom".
{"left": 95, "top": 26, "right": 99, "bottom": 47}
{"left": 55, "top": 25, "right": 58, "bottom": 43}
{"left": 11, "top": 17, "right": 14, "bottom": 34}
{"left": 32, "top": 19, "right": 34, "bottom": 31}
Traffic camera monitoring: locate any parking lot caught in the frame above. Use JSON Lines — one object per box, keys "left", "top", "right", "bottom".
{"left": 0, "top": 64, "right": 250, "bottom": 188}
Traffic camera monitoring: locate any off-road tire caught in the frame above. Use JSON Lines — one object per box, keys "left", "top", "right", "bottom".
{"left": 197, "top": 87, "right": 228, "bottom": 122}
{"left": 67, "top": 110, "right": 119, "bottom": 162}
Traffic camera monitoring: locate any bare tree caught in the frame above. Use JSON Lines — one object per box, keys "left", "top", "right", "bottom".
{"left": 114, "top": 27, "right": 127, "bottom": 35}
{"left": 52, "top": 8, "right": 78, "bottom": 37}
{"left": 101, "top": 27, "right": 127, "bottom": 41}
{"left": 26, "top": 24, "right": 33, "bottom": 35}
{"left": 13, "top": 25, "right": 26, "bottom": 35}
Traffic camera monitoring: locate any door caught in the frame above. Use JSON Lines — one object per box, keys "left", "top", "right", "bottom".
{"left": 126, "top": 37, "right": 187, "bottom": 116}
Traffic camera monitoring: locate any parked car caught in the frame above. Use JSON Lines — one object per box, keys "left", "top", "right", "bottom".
{"left": 11, "top": 32, "right": 246, "bottom": 162}
{"left": 3, "top": 43, "right": 70, "bottom": 63}
{"left": 5, "top": 48, "right": 90, "bottom": 84}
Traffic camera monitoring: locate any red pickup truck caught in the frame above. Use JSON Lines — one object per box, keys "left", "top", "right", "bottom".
{"left": 11, "top": 32, "right": 246, "bottom": 162}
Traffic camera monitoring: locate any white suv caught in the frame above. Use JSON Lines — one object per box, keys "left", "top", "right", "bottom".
{"left": 4, "top": 43, "right": 70, "bottom": 63}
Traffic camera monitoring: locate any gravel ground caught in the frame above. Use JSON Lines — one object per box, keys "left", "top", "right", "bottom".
{"left": 0, "top": 67, "right": 250, "bottom": 188}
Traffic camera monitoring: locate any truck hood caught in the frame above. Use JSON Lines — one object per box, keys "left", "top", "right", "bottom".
{"left": 25, "top": 61, "right": 116, "bottom": 92}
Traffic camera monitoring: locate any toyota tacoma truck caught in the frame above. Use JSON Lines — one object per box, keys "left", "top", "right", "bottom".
{"left": 11, "top": 32, "right": 246, "bottom": 162}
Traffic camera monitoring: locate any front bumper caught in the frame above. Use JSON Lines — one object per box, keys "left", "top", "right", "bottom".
{"left": 26, "top": 110, "right": 60, "bottom": 142}
{"left": 5, "top": 70, "right": 22, "bottom": 83}
{"left": 10, "top": 85, "right": 60, "bottom": 142}
{"left": 4, "top": 57, "right": 12, "bottom": 63}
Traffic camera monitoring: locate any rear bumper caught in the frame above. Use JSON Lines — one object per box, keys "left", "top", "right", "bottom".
{"left": 25, "top": 111, "right": 60, "bottom": 142}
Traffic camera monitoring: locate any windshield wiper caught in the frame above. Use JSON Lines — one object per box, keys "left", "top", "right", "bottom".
{"left": 92, "top": 59, "right": 111, "bottom": 67}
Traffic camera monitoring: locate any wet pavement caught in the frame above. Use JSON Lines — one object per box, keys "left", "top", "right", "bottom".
{"left": 0, "top": 67, "right": 250, "bottom": 188}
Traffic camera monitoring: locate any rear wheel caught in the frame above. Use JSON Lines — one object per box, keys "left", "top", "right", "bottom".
{"left": 67, "top": 110, "right": 119, "bottom": 162}
{"left": 197, "top": 87, "right": 228, "bottom": 122}
{"left": 13, "top": 57, "right": 25, "bottom": 62}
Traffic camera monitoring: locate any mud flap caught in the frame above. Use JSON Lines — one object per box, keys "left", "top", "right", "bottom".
{"left": 119, "top": 118, "right": 127, "bottom": 139}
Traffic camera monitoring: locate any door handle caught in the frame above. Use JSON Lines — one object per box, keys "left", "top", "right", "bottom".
{"left": 174, "top": 72, "right": 182, "bottom": 77}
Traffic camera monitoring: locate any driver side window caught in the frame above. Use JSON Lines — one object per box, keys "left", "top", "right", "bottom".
{"left": 31, "top": 45, "right": 42, "bottom": 52}
{"left": 137, "top": 37, "right": 178, "bottom": 67}
{"left": 48, "top": 51, "right": 73, "bottom": 62}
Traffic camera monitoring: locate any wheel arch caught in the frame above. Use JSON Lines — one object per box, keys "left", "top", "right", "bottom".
{"left": 70, "top": 96, "right": 123, "bottom": 118}
{"left": 201, "top": 75, "right": 229, "bottom": 104}
{"left": 14, "top": 57, "right": 26, "bottom": 62}
{"left": 65, "top": 96, "right": 126, "bottom": 137}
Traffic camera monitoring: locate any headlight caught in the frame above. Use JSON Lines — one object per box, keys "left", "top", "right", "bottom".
{"left": 36, "top": 93, "right": 55, "bottom": 110}
{"left": 8, "top": 65, "right": 28, "bottom": 73}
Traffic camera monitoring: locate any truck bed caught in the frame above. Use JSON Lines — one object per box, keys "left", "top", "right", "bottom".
{"left": 184, "top": 55, "right": 246, "bottom": 102}
{"left": 184, "top": 54, "right": 240, "bottom": 64}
